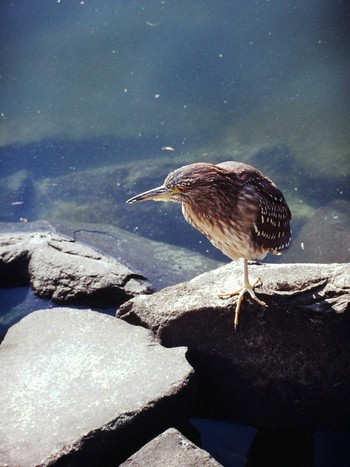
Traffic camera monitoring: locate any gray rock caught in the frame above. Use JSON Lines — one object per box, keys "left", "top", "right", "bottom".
{"left": 119, "top": 261, "right": 350, "bottom": 428}
{"left": 120, "top": 427, "right": 223, "bottom": 466}
{"left": 0, "top": 220, "right": 224, "bottom": 290}
{"left": 0, "top": 308, "right": 195, "bottom": 466}
{"left": 0, "top": 230, "right": 151, "bottom": 306}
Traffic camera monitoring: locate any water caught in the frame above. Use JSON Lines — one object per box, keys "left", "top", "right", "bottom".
{"left": 0, "top": 286, "right": 117, "bottom": 339}
{"left": 1, "top": 1, "right": 349, "bottom": 465}
{"left": 0, "top": 0, "right": 349, "bottom": 262}
{"left": 0, "top": 286, "right": 48, "bottom": 338}
{"left": 191, "top": 419, "right": 350, "bottom": 467}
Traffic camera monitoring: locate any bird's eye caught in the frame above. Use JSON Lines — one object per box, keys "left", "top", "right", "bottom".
{"left": 169, "top": 185, "right": 184, "bottom": 194}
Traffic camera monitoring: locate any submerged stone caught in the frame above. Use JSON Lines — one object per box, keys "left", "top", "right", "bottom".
{"left": 290, "top": 199, "right": 350, "bottom": 263}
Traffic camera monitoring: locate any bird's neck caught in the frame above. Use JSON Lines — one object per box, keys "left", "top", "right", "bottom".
{"left": 181, "top": 196, "right": 224, "bottom": 234}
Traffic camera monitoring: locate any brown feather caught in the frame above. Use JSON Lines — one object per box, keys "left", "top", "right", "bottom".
{"left": 164, "top": 161, "right": 291, "bottom": 260}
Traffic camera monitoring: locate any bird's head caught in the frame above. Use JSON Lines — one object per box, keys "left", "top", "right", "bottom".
{"left": 126, "top": 163, "right": 217, "bottom": 205}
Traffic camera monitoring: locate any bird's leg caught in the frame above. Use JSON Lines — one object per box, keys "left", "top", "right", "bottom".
{"left": 218, "top": 259, "right": 267, "bottom": 329}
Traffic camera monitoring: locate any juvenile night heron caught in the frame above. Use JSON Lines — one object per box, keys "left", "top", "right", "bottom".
{"left": 127, "top": 161, "right": 291, "bottom": 328}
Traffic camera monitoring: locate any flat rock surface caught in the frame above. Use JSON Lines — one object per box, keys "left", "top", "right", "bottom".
{"left": 0, "top": 308, "right": 195, "bottom": 466}
{"left": 120, "top": 427, "right": 223, "bottom": 466}
{"left": 119, "top": 261, "right": 350, "bottom": 428}
{"left": 0, "top": 229, "right": 152, "bottom": 306}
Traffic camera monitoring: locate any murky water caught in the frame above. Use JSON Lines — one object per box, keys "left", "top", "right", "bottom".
{"left": 1, "top": 1, "right": 349, "bottom": 465}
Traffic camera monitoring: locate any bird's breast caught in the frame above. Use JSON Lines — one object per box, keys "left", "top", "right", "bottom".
{"left": 182, "top": 202, "right": 266, "bottom": 260}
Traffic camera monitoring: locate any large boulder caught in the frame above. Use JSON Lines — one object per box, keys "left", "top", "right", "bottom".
{"left": 120, "top": 427, "right": 223, "bottom": 466}
{"left": 119, "top": 261, "right": 350, "bottom": 429}
{"left": 0, "top": 308, "right": 195, "bottom": 466}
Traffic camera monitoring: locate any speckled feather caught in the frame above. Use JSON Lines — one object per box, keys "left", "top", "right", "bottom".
{"left": 164, "top": 161, "right": 292, "bottom": 260}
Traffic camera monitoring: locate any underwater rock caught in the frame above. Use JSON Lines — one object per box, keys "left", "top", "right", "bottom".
{"left": 9, "top": 153, "right": 327, "bottom": 264}
{"left": 119, "top": 261, "right": 350, "bottom": 429}
{"left": 289, "top": 199, "right": 350, "bottom": 263}
{"left": 0, "top": 308, "right": 195, "bottom": 466}
{"left": 31, "top": 160, "right": 234, "bottom": 262}
{"left": 0, "top": 220, "right": 223, "bottom": 290}
{"left": 34, "top": 160, "right": 179, "bottom": 229}
{"left": 36, "top": 155, "right": 288, "bottom": 266}
{"left": 120, "top": 427, "right": 223, "bottom": 466}
{"left": 0, "top": 169, "right": 35, "bottom": 223}
{"left": 0, "top": 229, "right": 151, "bottom": 305}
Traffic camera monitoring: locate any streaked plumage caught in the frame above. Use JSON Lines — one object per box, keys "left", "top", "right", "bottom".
{"left": 127, "top": 161, "right": 292, "bottom": 328}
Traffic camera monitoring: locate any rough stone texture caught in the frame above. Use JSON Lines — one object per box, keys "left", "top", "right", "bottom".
{"left": 119, "top": 261, "right": 350, "bottom": 429}
{"left": 0, "top": 308, "right": 195, "bottom": 466}
{"left": 0, "top": 230, "right": 152, "bottom": 306}
{"left": 0, "top": 220, "right": 224, "bottom": 290}
{"left": 120, "top": 428, "right": 223, "bottom": 466}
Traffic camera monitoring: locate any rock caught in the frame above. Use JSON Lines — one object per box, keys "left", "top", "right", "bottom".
{"left": 0, "top": 308, "right": 195, "bottom": 466}
{"left": 0, "top": 220, "right": 224, "bottom": 290}
{"left": 120, "top": 427, "right": 223, "bottom": 466}
{"left": 119, "top": 261, "right": 350, "bottom": 429}
{"left": 0, "top": 230, "right": 151, "bottom": 306}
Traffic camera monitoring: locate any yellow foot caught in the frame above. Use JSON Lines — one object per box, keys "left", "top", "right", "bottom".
{"left": 218, "top": 278, "right": 267, "bottom": 329}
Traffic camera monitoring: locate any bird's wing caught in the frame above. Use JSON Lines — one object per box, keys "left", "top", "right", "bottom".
{"left": 249, "top": 175, "right": 292, "bottom": 253}
{"left": 217, "top": 161, "right": 291, "bottom": 254}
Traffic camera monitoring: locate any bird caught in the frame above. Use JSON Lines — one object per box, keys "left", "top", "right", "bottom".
{"left": 126, "top": 161, "right": 292, "bottom": 328}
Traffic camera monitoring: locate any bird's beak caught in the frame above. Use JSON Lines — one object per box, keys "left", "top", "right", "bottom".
{"left": 126, "top": 185, "right": 169, "bottom": 203}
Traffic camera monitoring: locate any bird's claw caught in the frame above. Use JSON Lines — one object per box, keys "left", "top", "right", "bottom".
{"left": 218, "top": 278, "right": 267, "bottom": 329}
